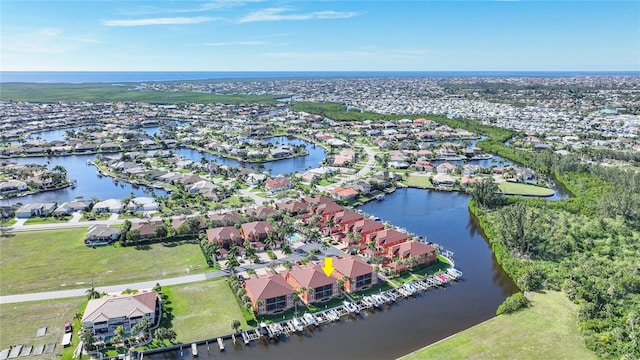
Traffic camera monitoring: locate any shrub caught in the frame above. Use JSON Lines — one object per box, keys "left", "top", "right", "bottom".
{"left": 496, "top": 292, "right": 530, "bottom": 315}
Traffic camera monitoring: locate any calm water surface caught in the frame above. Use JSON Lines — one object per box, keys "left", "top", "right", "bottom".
{"left": 147, "top": 189, "right": 518, "bottom": 360}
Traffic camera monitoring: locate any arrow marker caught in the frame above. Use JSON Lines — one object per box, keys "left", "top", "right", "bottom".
{"left": 322, "top": 257, "right": 334, "bottom": 277}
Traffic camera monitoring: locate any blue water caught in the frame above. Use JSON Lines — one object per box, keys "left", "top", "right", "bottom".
{"left": 2, "top": 71, "right": 639, "bottom": 83}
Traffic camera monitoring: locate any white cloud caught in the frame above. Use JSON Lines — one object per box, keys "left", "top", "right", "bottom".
{"left": 103, "top": 16, "right": 215, "bottom": 27}
{"left": 238, "top": 7, "right": 360, "bottom": 23}
{"left": 2, "top": 27, "right": 100, "bottom": 54}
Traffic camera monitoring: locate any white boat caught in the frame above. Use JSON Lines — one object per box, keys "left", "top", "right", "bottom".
{"left": 362, "top": 296, "right": 375, "bottom": 307}
{"left": 371, "top": 294, "right": 385, "bottom": 307}
{"left": 343, "top": 300, "right": 359, "bottom": 314}
{"left": 217, "top": 337, "right": 225, "bottom": 351}
{"left": 303, "top": 312, "right": 317, "bottom": 326}
{"left": 191, "top": 343, "right": 198, "bottom": 357}
{"left": 292, "top": 317, "right": 304, "bottom": 332}
{"left": 375, "top": 194, "right": 385, "bottom": 200}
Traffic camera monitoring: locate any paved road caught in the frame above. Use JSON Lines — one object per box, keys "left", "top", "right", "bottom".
{"left": 0, "top": 242, "right": 343, "bottom": 305}
{"left": 1, "top": 141, "right": 374, "bottom": 304}
{"left": 318, "top": 143, "right": 377, "bottom": 192}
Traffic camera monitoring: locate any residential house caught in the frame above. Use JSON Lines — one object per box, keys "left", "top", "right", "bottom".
{"left": 244, "top": 206, "right": 278, "bottom": 221}
{"left": 313, "top": 201, "right": 344, "bottom": 222}
{"left": 329, "top": 187, "right": 359, "bottom": 201}
{"left": 128, "top": 197, "right": 160, "bottom": 212}
{"left": 171, "top": 217, "right": 206, "bottom": 233}
{"left": 206, "top": 226, "right": 243, "bottom": 247}
{"left": 436, "top": 162, "right": 457, "bottom": 174}
{"left": 240, "top": 221, "right": 276, "bottom": 242}
{"left": 364, "top": 229, "right": 409, "bottom": 254}
{"left": 54, "top": 200, "right": 93, "bottom": 215}
{"left": 285, "top": 264, "right": 339, "bottom": 304}
{"left": 265, "top": 177, "right": 294, "bottom": 193}
{"left": 209, "top": 212, "right": 243, "bottom": 227}
{"left": 333, "top": 255, "right": 378, "bottom": 293}
{"left": 244, "top": 273, "right": 294, "bottom": 315}
{"left": 347, "top": 219, "right": 385, "bottom": 242}
{"left": 275, "top": 200, "right": 308, "bottom": 216}
{"left": 81, "top": 291, "right": 160, "bottom": 340}
{"left": 93, "top": 199, "right": 123, "bottom": 214}
{"left": 330, "top": 210, "right": 364, "bottom": 233}
{"left": 130, "top": 220, "right": 164, "bottom": 239}
{"left": 0, "top": 180, "right": 28, "bottom": 193}
{"left": 432, "top": 173, "right": 456, "bottom": 186}
{"left": 15, "top": 202, "right": 57, "bottom": 218}
{"left": 85, "top": 225, "right": 120, "bottom": 246}
{"left": 386, "top": 240, "right": 438, "bottom": 273}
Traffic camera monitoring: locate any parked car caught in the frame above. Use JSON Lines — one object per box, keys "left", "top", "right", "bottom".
{"left": 64, "top": 322, "right": 72, "bottom": 333}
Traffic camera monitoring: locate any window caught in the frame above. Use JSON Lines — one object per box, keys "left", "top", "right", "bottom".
{"left": 314, "top": 284, "right": 333, "bottom": 300}
{"left": 266, "top": 295, "right": 287, "bottom": 311}
{"left": 355, "top": 273, "right": 372, "bottom": 289}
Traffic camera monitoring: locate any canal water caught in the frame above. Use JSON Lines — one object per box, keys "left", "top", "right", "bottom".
{"left": 147, "top": 188, "right": 519, "bottom": 360}
{"left": 5, "top": 154, "right": 167, "bottom": 206}
{"left": 175, "top": 136, "right": 327, "bottom": 176}
{"left": 3, "top": 136, "right": 325, "bottom": 205}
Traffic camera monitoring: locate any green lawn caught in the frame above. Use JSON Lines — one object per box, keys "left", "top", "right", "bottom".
{"left": 160, "top": 279, "right": 246, "bottom": 343}
{"left": 0, "top": 296, "right": 86, "bottom": 356}
{"left": 498, "top": 182, "right": 554, "bottom": 197}
{"left": 23, "top": 216, "right": 70, "bottom": 225}
{"left": 400, "top": 291, "right": 596, "bottom": 360}
{"left": 405, "top": 174, "right": 434, "bottom": 189}
{"left": 0, "top": 228, "right": 208, "bottom": 295}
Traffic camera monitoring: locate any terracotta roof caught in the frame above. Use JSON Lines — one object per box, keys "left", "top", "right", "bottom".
{"left": 244, "top": 273, "right": 293, "bottom": 300}
{"left": 287, "top": 263, "right": 337, "bottom": 288}
{"left": 368, "top": 229, "right": 408, "bottom": 246}
{"left": 206, "top": 226, "right": 242, "bottom": 244}
{"left": 240, "top": 221, "right": 276, "bottom": 238}
{"left": 275, "top": 200, "right": 307, "bottom": 213}
{"left": 332, "top": 255, "right": 374, "bottom": 278}
{"left": 351, "top": 219, "right": 385, "bottom": 234}
{"left": 315, "top": 202, "right": 344, "bottom": 215}
{"left": 389, "top": 240, "right": 436, "bottom": 258}
{"left": 331, "top": 210, "right": 363, "bottom": 224}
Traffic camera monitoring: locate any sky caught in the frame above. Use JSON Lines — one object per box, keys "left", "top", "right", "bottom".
{"left": 1, "top": 0, "right": 639, "bottom": 71}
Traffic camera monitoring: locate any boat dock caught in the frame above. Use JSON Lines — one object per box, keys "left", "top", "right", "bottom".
{"left": 139, "top": 268, "right": 463, "bottom": 359}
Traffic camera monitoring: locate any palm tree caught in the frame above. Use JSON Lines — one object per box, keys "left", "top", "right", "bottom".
{"left": 231, "top": 319, "right": 241, "bottom": 333}
{"left": 80, "top": 329, "right": 97, "bottom": 351}
{"left": 131, "top": 317, "right": 151, "bottom": 341}
{"left": 112, "top": 325, "right": 125, "bottom": 343}
{"left": 85, "top": 285, "right": 100, "bottom": 300}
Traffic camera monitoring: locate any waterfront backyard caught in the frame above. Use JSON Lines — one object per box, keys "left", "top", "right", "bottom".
{"left": 0, "top": 228, "right": 207, "bottom": 295}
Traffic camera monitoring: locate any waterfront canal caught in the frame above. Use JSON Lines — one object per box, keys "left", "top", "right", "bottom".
{"left": 146, "top": 188, "right": 519, "bottom": 360}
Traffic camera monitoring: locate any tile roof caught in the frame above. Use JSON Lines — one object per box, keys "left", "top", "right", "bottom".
{"left": 332, "top": 255, "right": 374, "bottom": 278}
{"left": 287, "top": 264, "right": 337, "bottom": 288}
{"left": 82, "top": 291, "right": 158, "bottom": 323}
{"left": 244, "top": 273, "right": 293, "bottom": 300}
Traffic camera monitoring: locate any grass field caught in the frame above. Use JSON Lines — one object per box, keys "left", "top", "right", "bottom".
{"left": 405, "top": 174, "right": 434, "bottom": 188}
{"left": 0, "top": 296, "right": 85, "bottom": 354}
{"left": 159, "top": 279, "right": 245, "bottom": 343}
{"left": 0, "top": 83, "right": 281, "bottom": 104}
{"left": 0, "top": 228, "right": 208, "bottom": 295}
{"left": 498, "top": 182, "right": 554, "bottom": 197}
{"left": 400, "top": 291, "right": 596, "bottom": 360}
